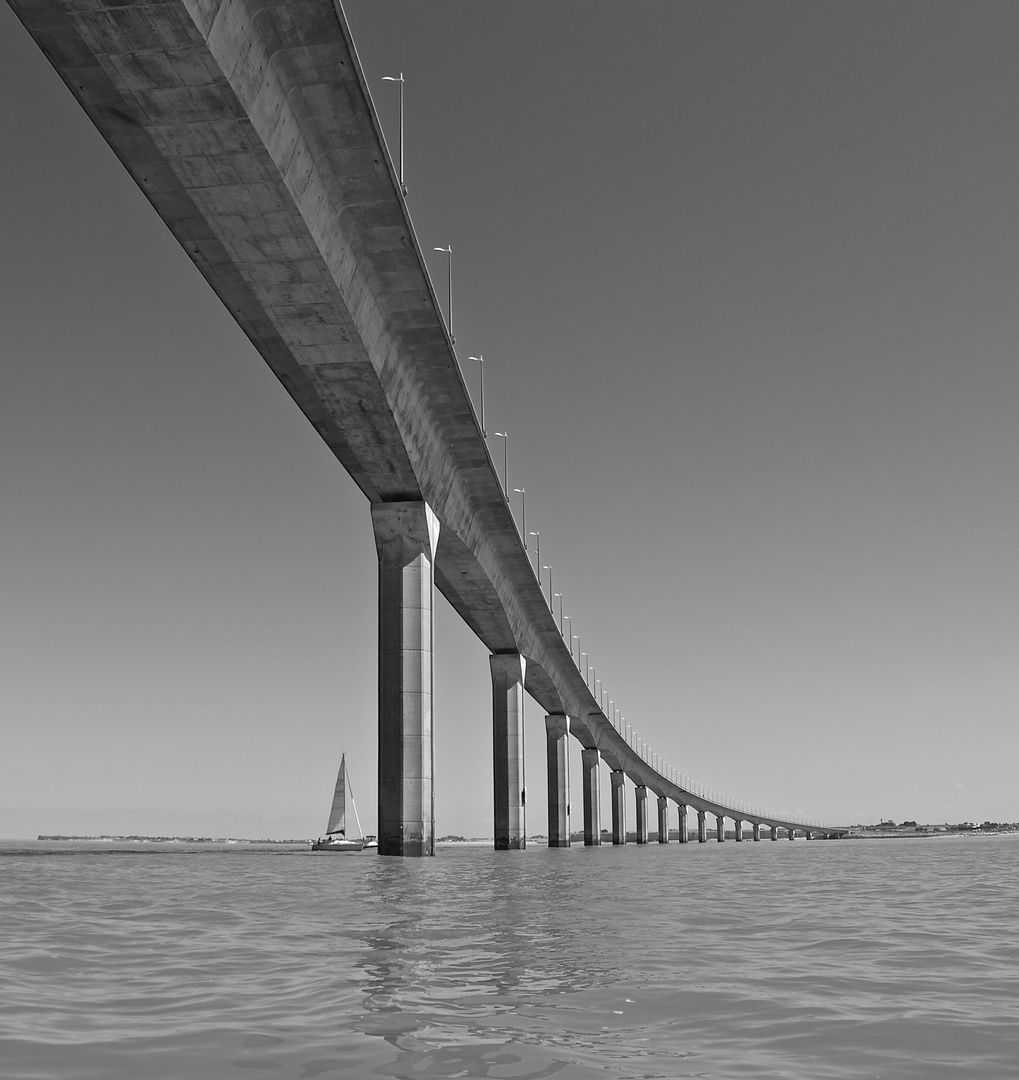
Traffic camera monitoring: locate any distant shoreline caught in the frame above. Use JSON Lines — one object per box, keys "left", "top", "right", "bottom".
{"left": 36, "top": 835, "right": 307, "bottom": 844}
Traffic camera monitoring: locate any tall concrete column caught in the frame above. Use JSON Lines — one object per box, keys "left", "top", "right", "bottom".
{"left": 610, "top": 770, "right": 626, "bottom": 845}
{"left": 545, "top": 714, "right": 570, "bottom": 848}
{"left": 734, "top": 819, "right": 743, "bottom": 841}
{"left": 716, "top": 814, "right": 726, "bottom": 842}
{"left": 771, "top": 825, "right": 779, "bottom": 840}
{"left": 657, "top": 796, "right": 670, "bottom": 843}
{"left": 788, "top": 828, "right": 795, "bottom": 840}
{"left": 678, "top": 803, "right": 688, "bottom": 843}
{"left": 490, "top": 654, "right": 526, "bottom": 850}
{"left": 581, "top": 748, "right": 601, "bottom": 846}
{"left": 635, "top": 785, "right": 649, "bottom": 844}
{"left": 697, "top": 808, "right": 707, "bottom": 842}
{"left": 372, "top": 501, "right": 440, "bottom": 857}
{"left": 805, "top": 831, "right": 813, "bottom": 841}
{"left": 752, "top": 822, "right": 761, "bottom": 842}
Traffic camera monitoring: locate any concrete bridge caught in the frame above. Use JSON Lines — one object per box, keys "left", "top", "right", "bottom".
{"left": 9, "top": 0, "right": 850, "bottom": 854}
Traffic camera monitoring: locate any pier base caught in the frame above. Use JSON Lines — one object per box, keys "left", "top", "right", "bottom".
{"left": 610, "top": 770, "right": 626, "bottom": 844}
{"left": 635, "top": 785, "right": 648, "bottom": 844}
{"left": 581, "top": 748, "right": 601, "bottom": 846}
{"left": 545, "top": 714, "right": 570, "bottom": 847}
{"left": 490, "top": 654, "right": 526, "bottom": 850}
{"left": 373, "top": 501, "right": 440, "bottom": 857}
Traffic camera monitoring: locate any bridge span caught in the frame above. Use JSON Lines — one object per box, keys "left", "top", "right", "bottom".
{"left": 10, "top": 0, "right": 850, "bottom": 853}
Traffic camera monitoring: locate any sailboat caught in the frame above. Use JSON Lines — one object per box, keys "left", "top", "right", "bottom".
{"left": 311, "top": 754, "right": 377, "bottom": 852}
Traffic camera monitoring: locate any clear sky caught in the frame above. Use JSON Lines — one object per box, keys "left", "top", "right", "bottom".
{"left": 2, "top": 1, "right": 1018, "bottom": 839}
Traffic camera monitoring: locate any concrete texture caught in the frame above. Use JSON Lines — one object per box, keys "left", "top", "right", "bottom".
{"left": 657, "top": 796, "right": 669, "bottom": 844}
{"left": 581, "top": 748, "right": 601, "bottom": 846}
{"left": 372, "top": 501, "right": 439, "bottom": 856}
{"left": 545, "top": 714, "right": 570, "bottom": 847}
{"left": 678, "top": 803, "right": 688, "bottom": 843}
{"left": 716, "top": 814, "right": 726, "bottom": 842}
{"left": 634, "top": 785, "right": 648, "bottom": 845}
{"left": 490, "top": 654, "right": 526, "bottom": 850}
{"left": 610, "top": 770, "right": 626, "bottom": 845}
{"left": 697, "top": 809, "right": 708, "bottom": 843}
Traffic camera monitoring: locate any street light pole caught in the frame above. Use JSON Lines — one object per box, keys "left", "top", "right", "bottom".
{"left": 542, "top": 565, "right": 552, "bottom": 608}
{"left": 529, "top": 532, "right": 540, "bottom": 578}
{"left": 380, "top": 73, "right": 406, "bottom": 193}
{"left": 433, "top": 245, "right": 453, "bottom": 343}
{"left": 467, "top": 355, "right": 485, "bottom": 436}
{"left": 513, "top": 488, "right": 526, "bottom": 548}
{"left": 493, "top": 432, "right": 508, "bottom": 496}
{"left": 553, "top": 593, "right": 564, "bottom": 635}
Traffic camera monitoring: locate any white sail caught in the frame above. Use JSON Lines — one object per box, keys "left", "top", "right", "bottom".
{"left": 325, "top": 755, "right": 348, "bottom": 835}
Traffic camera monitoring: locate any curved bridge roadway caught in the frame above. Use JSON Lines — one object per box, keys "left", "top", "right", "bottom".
{"left": 10, "top": 0, "right": 850, "bottom": 852}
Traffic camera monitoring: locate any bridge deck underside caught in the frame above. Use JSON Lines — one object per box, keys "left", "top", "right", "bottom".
{"left": 9, "top": 0, "right": 843, "bottom": 833}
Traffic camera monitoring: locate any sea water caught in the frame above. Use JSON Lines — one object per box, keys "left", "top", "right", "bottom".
{"left": 1, "top": 835, "right": 1017, "bottom": 1079}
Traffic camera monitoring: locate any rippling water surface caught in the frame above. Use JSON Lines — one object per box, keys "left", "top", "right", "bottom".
{"left": 2, "top": 835, "right": 1018, "bottom": 1079}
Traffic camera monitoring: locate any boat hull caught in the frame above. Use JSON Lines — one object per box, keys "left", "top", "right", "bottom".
{"left": 311, "top": 838, "right": 365, "bottom": 852}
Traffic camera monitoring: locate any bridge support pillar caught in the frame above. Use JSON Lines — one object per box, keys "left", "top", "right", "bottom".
{"left": 771, "top": 825, "right": 779, "bottom": 840}
{"left": 788, "top": 829, "right": 795, "bottom": 840}
{"left": 610, "top": 770, "right": 626, "bottom": 844}
{"left": 545, "top": 715, "right": 570, "bottom": 847}
{"left": 373, "top": 501, "right": 440, "bottom": 857}
{"left": 657, "top": 796, "right": 669, "bottom": 843}
{"left": 734, "top": 819, "right": 743, "bottom": 841}
{"left": 678, "top": 803, "right": 688, "bottom": 843}
{"left": 490, "top": 654, "right": 526, "bottom": 850}
{"left": 697, "top": 809, "right": 707, "bottom": 843}
{"left": 635, "top": 786, "right": 648, "bottom": 844}
{"left": 805, "top": 831, "right": 813, "bottom": 840}
{"left": 716, "top": 814, "right": 726, "bottom": 842}
{"left": 581, "top": 748, "right": 601, "bottom": 846}
{"left": 752, "top": 822, "right": 761, "bottom": 841}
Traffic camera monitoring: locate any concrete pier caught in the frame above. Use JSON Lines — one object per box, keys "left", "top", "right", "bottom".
{"left": 635, "top": 785, "right": 649, "bottom": 844}
{"left": 490, "top": 654, "right": 526, "bottom": 850}
{"left": 545, "top": 715, "right": 570, "bottom": 847}
{"left": 788, "top": 829, "right": 796, "bottom": 840}
{"left": 678, "top": 803, "right": 688, "bottom": 843}
{"left": 752, "top": 822, "right": 761, "bottom": 841}
{"left": 697, "top": 809, "right": 707, "bottom": 842}
{"left": 657, "top": 796, "right": 669, "bottom": 843}
{"left": 373, "top": 501, "right": 440, "bottom": 857}
{"left": 610, "top": 770, "right": 626, "bottom": 845}
{"left": 771, "top": 825, "right": 779, "bottom": 841}
{"left": 734, "top": 818, "right": 743, "bottom": 841}
{"left": 581, "top": 748, "right": 601, "bottom": 846}
{"left": 716, "top": 814, "right": 726, "bottom": 842}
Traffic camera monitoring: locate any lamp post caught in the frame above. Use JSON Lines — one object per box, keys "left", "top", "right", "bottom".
{"left": 467, "top": 355, "right": 485, "bottom": 436}
{"left": 542, "top": 565, "right": 552, "bottom": 608}
{"left": 513, "top": 489, "right": 526, "bottom": 547}
{"left": 433, "top": 245, "right": 453, "bottom": 343}
{"left": 562, "top": 614, "right": 572, "bottom": 644}
{"left": 493, "top": 432, "right": 508, "bottom": 496}
{"left": 573, "top": 634, "right": 581, "bottom": 668}
{"left": 380, "top": 74, "right": 406, "bottom": 193}
{"left": 581, "top": 652, "right": 589, "bottom": 682}
{"left": 553, "top": 593, "right": 564, "bottom": 635}
{"left": 529, "top": 532, "right": 540, "bottom": 578}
